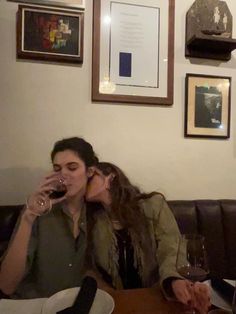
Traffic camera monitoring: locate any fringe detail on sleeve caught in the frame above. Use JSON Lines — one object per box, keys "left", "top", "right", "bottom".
{"left": 91, "top": 208, "right": 159, "bottom": 289}
{"left": 130, "top": 224, "right": 159, "bottom": 287}
{"left": 93, "top": 212, "right": 123, "bottom": 289}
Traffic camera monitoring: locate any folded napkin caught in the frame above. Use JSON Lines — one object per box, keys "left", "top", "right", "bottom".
{"left": 211, "top": 277, "right": 235, "bottom": 304}
{"left": 57, "top": 276, "right": 97, "bottom": 314}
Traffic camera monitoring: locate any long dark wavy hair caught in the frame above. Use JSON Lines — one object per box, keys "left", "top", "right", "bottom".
{"left": 94, "top": 162, "right": 162, "bottom": 232}
{"left": 85, "top": 162, "right": 163, "bottom": 280}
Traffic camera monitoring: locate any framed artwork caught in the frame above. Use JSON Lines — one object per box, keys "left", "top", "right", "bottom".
{"left": 8, "top": 0, "right": 85, "bottom": 10}
{"left": 17, "top": 5, "right": 84, "bottom": 63}
{"left": 185, "top": 73, "right": 231, "bottom": 139}
{"left": 92, "top": 0, "right": 175, "bottom": 105}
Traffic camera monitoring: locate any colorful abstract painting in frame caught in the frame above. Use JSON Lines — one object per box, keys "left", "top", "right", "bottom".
{"left": 9, "top": 0, "right": 85, "bottom": 10}
{"left": 17, "top": 5, "right": 84, "bottom": 63}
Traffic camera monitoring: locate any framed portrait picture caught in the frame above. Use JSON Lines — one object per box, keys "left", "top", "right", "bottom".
{"left": 17, "top": 5, "right": 84, "bottom": 63}
{"left": 92, "top": 0, "right": 175, "bottom": 105}
{"left": 185, "top": 74, "right": 231, "bottom": 139}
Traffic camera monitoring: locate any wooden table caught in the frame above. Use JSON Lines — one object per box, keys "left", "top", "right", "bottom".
{"left": 109, "top": 286, "right": 184, "bottom": 314}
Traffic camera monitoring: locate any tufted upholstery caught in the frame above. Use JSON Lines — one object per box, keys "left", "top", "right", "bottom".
{"left": 168, "top": 200, "right": 236, "bottom": 279}
{"left": 0, "top": 200, "right": 236, "bottom": 279}
{"left": 0, "top": 205, "right": 23, "bottom": 258}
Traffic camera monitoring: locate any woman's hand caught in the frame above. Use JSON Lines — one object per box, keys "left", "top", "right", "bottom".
{"left": 172, "top": 279, "right": 211, "bottom": 314}
{"left": 193, "top": 281, "right": 211, "bottom": 314}
{"left": 25, "top": 172, "right": 67, "bottom": 217}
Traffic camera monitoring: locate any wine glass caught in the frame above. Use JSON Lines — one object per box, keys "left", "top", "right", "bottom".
{"left": 49, "top": 177, "right": 67, "bottom": 199}
{"left": 27, "top": 177, "right": 67, "bottom": 216}
{"left": 176, "top": 234, "right": 209, "bottom": 313}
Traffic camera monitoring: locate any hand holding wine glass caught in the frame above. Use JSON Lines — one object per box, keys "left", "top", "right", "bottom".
{"left": 26, "top": 173, "right": 67, "bottom": 217}
{"left": 176, "top": 234, "right": 210, "bottom": 314}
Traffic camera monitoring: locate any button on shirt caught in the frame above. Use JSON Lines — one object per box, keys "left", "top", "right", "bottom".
{"left": 14, "top": 203, "right": 87, "bottom": 299}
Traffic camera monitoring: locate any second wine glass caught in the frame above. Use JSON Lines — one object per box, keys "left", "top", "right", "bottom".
{"left": 176, "top": 234, "right": 209, "bottom": 313}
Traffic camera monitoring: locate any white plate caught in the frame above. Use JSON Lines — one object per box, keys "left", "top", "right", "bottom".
{"left": 204, "top": 280, "right": 235, "bottom": 311}
{"left": 41, "top": 287, "right": 115, "bottom": 314}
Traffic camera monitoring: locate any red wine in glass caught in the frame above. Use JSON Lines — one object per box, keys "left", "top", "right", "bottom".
{"left": 50, "top": 189, "right": 67, "bottom": 199}
{"left": 177, "top": 265, "right": 209, "bottom": 282}
{"left": 49, "top": 178, "right": 67, "bottom": 199}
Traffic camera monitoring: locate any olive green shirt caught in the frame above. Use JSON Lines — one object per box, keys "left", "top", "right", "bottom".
{"left": 14, "top": 203, "right": 87, "bottom": 299}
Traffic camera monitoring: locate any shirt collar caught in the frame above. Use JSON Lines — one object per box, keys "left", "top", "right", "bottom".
{"left": 61, "top": 202, "right": 87, "bottom": 233}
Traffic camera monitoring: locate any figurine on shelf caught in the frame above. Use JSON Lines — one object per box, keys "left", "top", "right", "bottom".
{"left": 185, "top": 0, "right": 236, "bottom": 60}
{"left": 187, "top": 0, "right": 232, "bottom": 39}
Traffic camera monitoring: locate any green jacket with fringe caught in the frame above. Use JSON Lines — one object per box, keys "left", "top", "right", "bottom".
{"left": 88, "top": 194, "right": 182, "bottom": 292}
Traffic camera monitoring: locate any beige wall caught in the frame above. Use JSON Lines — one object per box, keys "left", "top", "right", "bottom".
{"left": 0, "top": 0, "right": 236, "bottom": 204}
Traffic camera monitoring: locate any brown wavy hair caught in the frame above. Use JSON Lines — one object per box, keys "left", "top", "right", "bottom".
{"left": 85, "top": 162, "right": 164, "bottom": 279}
{"left": 94, "top": 162, "right": 163, "bottom": 232}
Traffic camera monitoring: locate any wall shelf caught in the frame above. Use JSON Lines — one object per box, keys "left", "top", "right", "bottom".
{"left": 185, "top": 34, "right": 236, "bottom": 61}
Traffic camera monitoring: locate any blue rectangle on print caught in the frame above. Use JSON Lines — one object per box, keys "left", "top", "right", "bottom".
{"left": 119, "top": 52, "right": 132, "bottom": 77}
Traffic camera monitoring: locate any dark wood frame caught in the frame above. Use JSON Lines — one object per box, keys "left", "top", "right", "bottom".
{"left": 17, "top": 5, "right": 84, "bottom": 64}
{"left": 185, "top": 73, "right": 231, "bottom": 139}
{"left": 92, "top": 0, "right": 175, "bottom": 105}
{"left": 8, "top": 0, "right": 85, "bottom": 10}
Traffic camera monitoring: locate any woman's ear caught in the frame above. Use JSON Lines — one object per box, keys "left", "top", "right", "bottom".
{"left": 87, "top": 167, "right": 95, "bottom": 178}
{"left": 105, "top": 173, "right": 115, "bottom": 190}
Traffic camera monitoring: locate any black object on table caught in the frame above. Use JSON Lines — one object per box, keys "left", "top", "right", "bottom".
{"left": 211, "top": 276, "right": 235, "bottom": 304}
{"left": 0, "top": 289, "right": 10, "bottom": 299}
{"left": 56, "top": 276, "right": 97, "bottom": 314}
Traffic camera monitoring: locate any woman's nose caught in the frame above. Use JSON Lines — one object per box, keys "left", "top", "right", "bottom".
{"left": 60, "top": 168, "right": 70, "bottom": 179}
